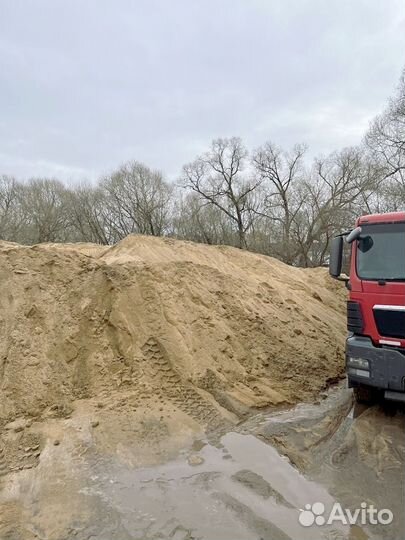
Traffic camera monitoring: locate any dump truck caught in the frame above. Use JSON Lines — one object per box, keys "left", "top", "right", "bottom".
{"left": 329, "top": 211, "right": 405, "bottom": 403}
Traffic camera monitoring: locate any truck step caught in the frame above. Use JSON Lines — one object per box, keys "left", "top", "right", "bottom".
{"left": 384, "top": 390, "right": 405, "bottom": 403}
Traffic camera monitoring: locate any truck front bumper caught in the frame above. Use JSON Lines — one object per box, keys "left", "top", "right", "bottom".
{"left": 346, "top": 335, "right": 405, "bottom": 393}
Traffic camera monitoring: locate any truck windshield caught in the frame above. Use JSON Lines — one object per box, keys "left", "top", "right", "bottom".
{"left": 356, "top": 222, "right": 405, "bottom": 281}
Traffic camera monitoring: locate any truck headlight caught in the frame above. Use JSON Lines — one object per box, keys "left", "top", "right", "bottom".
{"left": 347, "top": 357, "right": 369, "bottom": 370}
{"left": 348, "top": 368, "right": 370, "bottom": 378}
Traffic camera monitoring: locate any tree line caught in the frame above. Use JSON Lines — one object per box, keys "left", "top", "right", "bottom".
{"left": 1, "top": 71, "right": 404, "bottom": 267}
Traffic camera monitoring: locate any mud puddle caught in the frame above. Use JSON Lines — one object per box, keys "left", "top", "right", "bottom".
{"left": 248, "top": 385, "right": 405, "bottom": 540}
{"left": 0, "top": 385, "right": 403, "bottom": 540}
{"left": 87, "top": 430, "right": 349, "bottom": 540}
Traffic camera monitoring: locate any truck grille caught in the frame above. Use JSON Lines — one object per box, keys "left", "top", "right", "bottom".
{"left": 373, "top": 306, "right": 405, "bottom": 339}
{"left": 347, "top": 301, "right": 363, "bottom": 334}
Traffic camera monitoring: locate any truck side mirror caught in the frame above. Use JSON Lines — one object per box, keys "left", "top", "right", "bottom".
{"left": 329, "top": 236, "right": 343, "bottom": 278}
{"left": 346, "top": 226, "right": 362, "bottom": 244}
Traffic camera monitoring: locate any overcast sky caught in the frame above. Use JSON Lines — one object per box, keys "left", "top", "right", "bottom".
{"left": 1, "top": 0, "right": 405, "bottom": 183}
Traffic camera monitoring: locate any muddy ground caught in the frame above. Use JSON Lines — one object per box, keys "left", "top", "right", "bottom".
{"left": 0, "top": 384, "right": 403, "bottom": 540}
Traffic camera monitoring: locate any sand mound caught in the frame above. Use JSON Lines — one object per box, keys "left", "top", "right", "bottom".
{"left": 0, "top": 235, "right": 346, "bottom": 432}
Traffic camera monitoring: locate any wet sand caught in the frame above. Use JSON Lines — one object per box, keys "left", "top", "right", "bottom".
{"left": 0, "top": 385, "right": 403, "bottom": 540}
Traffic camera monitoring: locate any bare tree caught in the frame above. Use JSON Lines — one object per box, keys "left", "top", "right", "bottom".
{"left": 65, "top": 183, "right": 111, "bottom": 244}
{"left": 101, "top": 161, "right": 172, "bottom": 240}
{"left": 182, "top": 138, "right": 260, "bottom": 249}
{"left": 365, "top": 69, "right": 405, "bottom": 207}
{"left": 0, "top": 175, "right": 22, "bottom": 241}
{"left": 18, "top": 178, "right": 70, "bottom": 243}
{"left": 293, "top": 148, "right": 378, "bottom": 266}
{"left": 172, "top": 192, "right": 235, "bottom": 245}
{"left": 252, "top": 143, "right": 306, "bottom": 263}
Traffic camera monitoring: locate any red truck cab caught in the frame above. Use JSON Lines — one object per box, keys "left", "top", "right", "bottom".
{"left": 329, "top": 211, "right": 405, "bottom": 403}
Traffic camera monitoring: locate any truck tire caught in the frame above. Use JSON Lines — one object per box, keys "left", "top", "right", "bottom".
{"left": 353, "top": 385, "right": 376, "bottom": 405}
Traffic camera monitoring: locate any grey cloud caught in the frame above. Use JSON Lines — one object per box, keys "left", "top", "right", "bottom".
{"left": 1, "top": 0, "right": 404, "bottom": 182}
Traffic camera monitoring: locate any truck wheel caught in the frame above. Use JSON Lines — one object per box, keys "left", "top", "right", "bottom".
{"left": 353, "top": 385, "right": 376, "bottom": 405}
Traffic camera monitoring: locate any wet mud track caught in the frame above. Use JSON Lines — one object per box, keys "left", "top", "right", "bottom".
{"left": 0, "top": 385, "right": 403, "bottom": 540}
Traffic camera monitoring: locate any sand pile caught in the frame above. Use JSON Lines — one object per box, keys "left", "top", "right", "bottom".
{"left": 0, "top": 236, "right": 346, "bottom": 435}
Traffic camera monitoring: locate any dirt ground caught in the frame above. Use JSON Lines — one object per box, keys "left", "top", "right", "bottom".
{"left": 0, "top": 385, "right": 403, "bottom": 540}
{"left": 0, "top": 236, "right": 402, "bottom": 539}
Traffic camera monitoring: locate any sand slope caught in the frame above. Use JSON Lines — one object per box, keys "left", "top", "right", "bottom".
{"left": 0, "top": 235, "right": 346, "bottom": 431}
